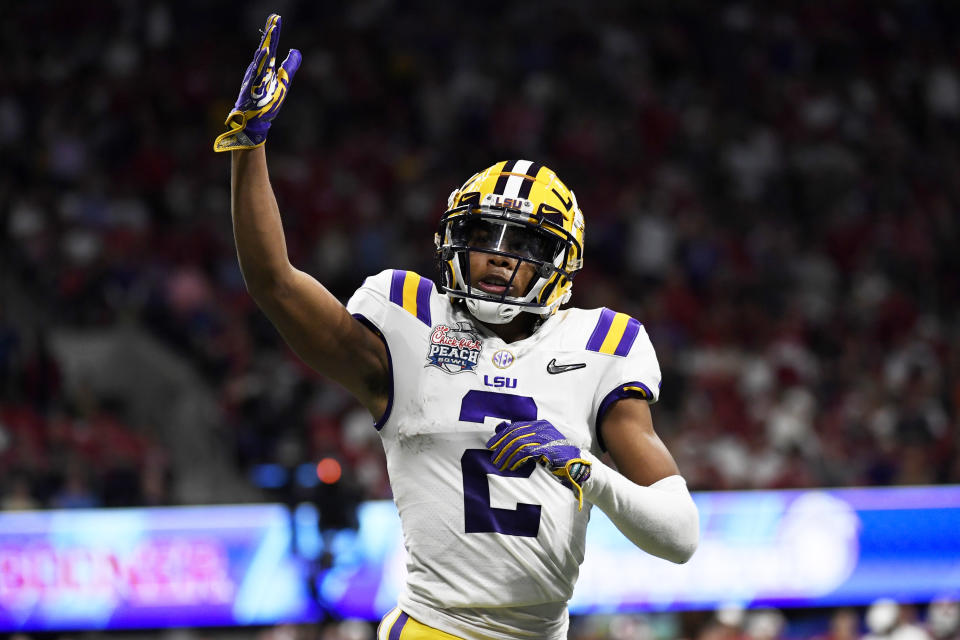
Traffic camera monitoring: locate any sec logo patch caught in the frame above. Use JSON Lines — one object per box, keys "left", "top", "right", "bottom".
{"left": 491, "top": 350, "right": 515, "bottom": 369}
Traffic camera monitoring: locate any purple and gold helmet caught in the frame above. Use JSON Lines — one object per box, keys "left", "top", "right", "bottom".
{"left": 435, "top": 160, "right": 585, "bottom": 324}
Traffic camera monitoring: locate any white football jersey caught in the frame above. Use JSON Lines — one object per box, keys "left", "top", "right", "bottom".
{"left": 346, "top": 269, "right": 662, "bottom": 640}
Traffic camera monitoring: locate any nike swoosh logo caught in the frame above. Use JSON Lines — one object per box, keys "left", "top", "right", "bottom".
{"left": 546, "top": 358, "right": 586, "bottom": 374}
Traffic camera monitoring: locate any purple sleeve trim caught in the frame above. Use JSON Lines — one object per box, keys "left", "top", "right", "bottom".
{"left": 595, "top": 381, "right": 654, "bottom": 452}
{"left": 388, "top": 269, "right": 406, "bottom": 306}
{"left": 388, "top": 611, "right": 409, "bottom": 640}
{"left": 586, "top": 307, "right": 616, "bottom": 351}
{"left": 415, "top": 275, "right": 432, "bottom": 326}
{"left": 351, "top": 314, "right": 394, "bottom": 432}
{"left": 614, "top": 317, "right": 642, "bottom": 356}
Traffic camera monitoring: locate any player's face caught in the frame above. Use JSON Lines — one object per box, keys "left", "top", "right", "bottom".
{"left": 458, "top": 219, "right": 560, "bottom": 298}
{"left": 455, "top": 218, "right": 561, "bottom": 298}
{"left": 467, "top": 248, "right": 536, "bottom": 298}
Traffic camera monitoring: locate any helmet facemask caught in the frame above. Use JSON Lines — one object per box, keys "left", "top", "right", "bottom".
{"left": 436, "top": 206, "right": 580, "bottom": 324}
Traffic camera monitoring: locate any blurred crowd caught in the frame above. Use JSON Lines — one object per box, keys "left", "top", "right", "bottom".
{"left": 1, "top": 1, "right": 960, "bottom": 635}
{"left": 3, "top": 0, "right": 958, "bottom": 510}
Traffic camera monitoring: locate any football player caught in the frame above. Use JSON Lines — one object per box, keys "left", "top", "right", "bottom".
{"left": 215, "top": 15, "right": 699, "bottom": 640}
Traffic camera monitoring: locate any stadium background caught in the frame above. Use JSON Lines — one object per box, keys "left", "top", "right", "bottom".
{"left": 1, "top": 1, "right": 959, "bottom": 638}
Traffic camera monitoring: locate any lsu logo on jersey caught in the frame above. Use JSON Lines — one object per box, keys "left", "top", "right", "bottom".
{"left": 426, "top": 322, "right": 483, "bottom": 374}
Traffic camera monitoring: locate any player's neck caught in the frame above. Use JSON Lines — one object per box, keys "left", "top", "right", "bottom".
{"left": 479, "top": 313, "right": 539, "bottom": 343}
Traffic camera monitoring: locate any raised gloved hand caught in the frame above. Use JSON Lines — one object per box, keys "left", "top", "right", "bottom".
{"left": 213, "top": 14, "right": 301, "bottom": 152}
{"left": 486, "top": 420, "right": 592, "bottom": 510}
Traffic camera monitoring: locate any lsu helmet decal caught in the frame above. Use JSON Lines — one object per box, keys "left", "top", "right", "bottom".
{"left": 435, "top": 160, "right": 585, "bottom": 324}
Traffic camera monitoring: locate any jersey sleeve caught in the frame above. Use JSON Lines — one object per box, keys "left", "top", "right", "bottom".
{"left": 345, "top": 269, "right": 436, "bottom": 430}
{"left": 346, "top": 268, "right": 435, "bottom": 330}
{"left": 346, "top": 269, "right": 391, "bottom": 330}
{"left": 585, "top": 308, "right": 663, "bottom": 452}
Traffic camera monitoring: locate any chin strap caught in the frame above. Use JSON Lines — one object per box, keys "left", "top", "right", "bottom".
{"left": 465, "top": 297, "right": 521, "bottom": 324}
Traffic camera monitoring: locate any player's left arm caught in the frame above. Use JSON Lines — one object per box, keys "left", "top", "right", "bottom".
{"left": 600, "top": 397, "right": 679, "bottom": 486}
{"left": 486, "top": 317, "right": 698, "bottom": 563}
{"left": 584, "top": 398, "right": 699, "bottom": 563}
{"left": 486, "top": 399, "right": 698, "bottom": 563}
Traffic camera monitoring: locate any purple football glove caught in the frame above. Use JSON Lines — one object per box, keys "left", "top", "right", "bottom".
{"left": 213, "top": 14, "right": 301, "bottom": 152}
{"left": 486, "top": 420, "right": 592, "bottom": 510}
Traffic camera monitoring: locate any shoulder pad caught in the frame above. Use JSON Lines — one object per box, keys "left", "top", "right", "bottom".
{"left": 584, "top": 307, "right": 643, "bottom": 356}
{"left": 384, "top": 269, "right": 435, "bottom": 326}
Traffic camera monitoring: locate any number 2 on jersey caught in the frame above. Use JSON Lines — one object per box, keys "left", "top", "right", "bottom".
{"left": 459, "top": 390, "right": 541, "bottom": 537}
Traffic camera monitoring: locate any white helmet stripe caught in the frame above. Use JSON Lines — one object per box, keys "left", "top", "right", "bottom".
{"left": 502, "top": 159, "right": 533, "bottom": 198}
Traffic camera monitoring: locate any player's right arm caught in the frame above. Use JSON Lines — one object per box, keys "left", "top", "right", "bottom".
{"left": 216, "top": 15, "right": 389, "bottom": 419}
{"left": 231, "top": 148, "right": 389, "bottom": 418}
